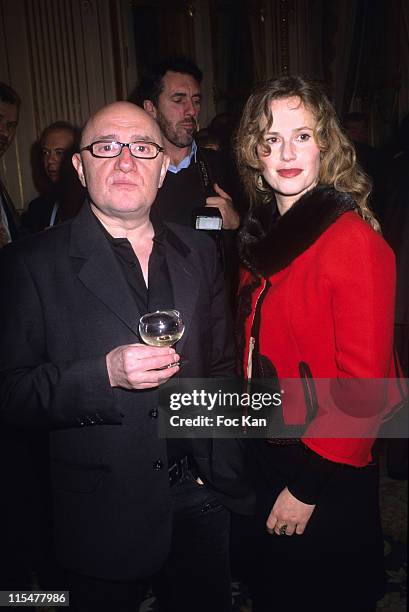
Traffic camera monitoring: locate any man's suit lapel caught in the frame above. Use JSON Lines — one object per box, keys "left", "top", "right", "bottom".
{"left": 69, "top": 203, "right": 140, "bottom": 337}
{"left": 165, "top": 229, "right": 199, "bottom": 354}
{"left": 69, "top": 205, "right": 201, "bottom": 341}
{"left": 165, "top": 226, "right": 212, "bottom": 462}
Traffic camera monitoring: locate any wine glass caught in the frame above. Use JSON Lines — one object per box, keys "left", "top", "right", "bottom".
{"left": 139, "top": 309, "right": 185, "bottom": 348}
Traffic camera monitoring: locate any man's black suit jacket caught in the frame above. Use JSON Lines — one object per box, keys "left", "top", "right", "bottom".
{"left": 0, "top": 202, "right": 251, "bottom": 581}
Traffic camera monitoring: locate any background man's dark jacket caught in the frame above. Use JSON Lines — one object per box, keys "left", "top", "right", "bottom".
{"left": 0, "top": 179, "right": 21, "bottom": 241}
{"left": 20, "top": 194, "right": 56, "bottom": 234}
{"left": 0, "top": 202, "right": 250, "bottom": 581}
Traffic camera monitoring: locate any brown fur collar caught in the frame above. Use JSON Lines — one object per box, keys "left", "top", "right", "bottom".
{"left": 247, "top": 186, "right": 357, "bottom": 277}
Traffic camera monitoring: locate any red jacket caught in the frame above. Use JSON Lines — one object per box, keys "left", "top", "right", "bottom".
{"left": 240, "top": 187, "right": 397, "bottom": 467}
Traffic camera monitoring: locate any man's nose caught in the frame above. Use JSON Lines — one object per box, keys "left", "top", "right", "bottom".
{"left": 115, "top": 144, "right": 135, "bottom": 170}
{"left": 280, "top": 139, "right": 296, "bottom": 161}
{"left": 184, "top": 99, "right": 198, "bottom": 118}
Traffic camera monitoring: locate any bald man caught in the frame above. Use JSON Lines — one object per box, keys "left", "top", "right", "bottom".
{"left": 0, "top": 103, "right": 251, "bottom": 611}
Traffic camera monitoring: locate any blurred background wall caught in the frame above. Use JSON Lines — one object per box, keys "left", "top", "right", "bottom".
{"left": 0, "top": 0, "right": 406, "bottom": 209}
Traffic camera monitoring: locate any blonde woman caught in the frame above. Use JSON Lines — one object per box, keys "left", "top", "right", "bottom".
{"left": 235, "top": 76, "right": 396, "bottom": 611}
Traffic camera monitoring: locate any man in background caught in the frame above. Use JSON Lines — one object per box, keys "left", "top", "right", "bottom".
{"left": 0, "top": 83, "right": 48, "bottom": 605}
{"left": 344, "top": 112, "right": 386, "bottom": 218}
{"left": 22, "top": 121, "right": 84, "bottom": 233}
{"left": 0, "top": 82, "right": 21, "bottom": 247}
{"left": 134, "top": 58, "right": 241, "bottom": 303}
{"left": 135, "top": 57, "right": 239, "bottom": 228}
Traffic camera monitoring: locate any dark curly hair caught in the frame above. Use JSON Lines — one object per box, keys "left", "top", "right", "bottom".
{"left": 131, "top": 57, "right": 203, "bottom": 108}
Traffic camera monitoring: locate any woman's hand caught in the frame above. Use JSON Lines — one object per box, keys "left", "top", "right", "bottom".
{"left": 266, "top": 487, "right": 316, "bottom": 536}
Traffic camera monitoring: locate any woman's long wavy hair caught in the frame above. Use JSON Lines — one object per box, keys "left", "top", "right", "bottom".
{"left": 235, "top": 76, "right": 378, "bottom": 266}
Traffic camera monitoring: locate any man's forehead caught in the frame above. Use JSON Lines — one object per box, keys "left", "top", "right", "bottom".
{"left": 84, "top": 104, "right": 161, "bottom": 143}
{"left": 43, "top": 129, "right": 74, "bottom": 147}
{"left": 162, "top": 71, "right": 201, "bottom": 94}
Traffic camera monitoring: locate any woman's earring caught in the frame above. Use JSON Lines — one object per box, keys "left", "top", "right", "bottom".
{"left": 256, "top": 174, "right": 264, "bottom": 189}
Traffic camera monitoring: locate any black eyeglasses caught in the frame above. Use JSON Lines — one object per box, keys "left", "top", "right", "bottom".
{"left": 80, "top": 140, "right": 164, "bottom": 159}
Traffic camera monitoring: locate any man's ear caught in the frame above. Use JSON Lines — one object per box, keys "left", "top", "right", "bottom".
{"left": 158, "top": 154, "right": 170, "bottom": 188}
{"left": 72, "top": 153, "right": 86, "bottom": 187}
{"left": 143, "top": 100, "right": 157, "bottom": 119}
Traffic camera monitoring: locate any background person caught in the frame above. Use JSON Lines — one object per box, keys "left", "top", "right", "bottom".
{"left": 343, "top": 111, "right": 386, "bottom": 219}
{"left": 134, "top": 57, "right": 242, "bottom": 307}
{"left": 0, "top": 81, "right": 35, "bottom": 596}
{"left": 235, "top": 75, "right": 397, "bottom": 611}
{"left": 381, "top": 113, "right": 409, "bottom": 480}
{"left": 0, "top": 81, "right": 21, "bottom": 247}
{"left": 22, "top": 121, "right": 84, "bottom": 233}
{"left": 136, "top": 57, "right": 239, "bottom": 230}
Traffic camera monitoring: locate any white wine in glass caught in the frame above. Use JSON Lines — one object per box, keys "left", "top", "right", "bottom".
{"left": 139, "top": 310, "right": 185, "bottom": 348}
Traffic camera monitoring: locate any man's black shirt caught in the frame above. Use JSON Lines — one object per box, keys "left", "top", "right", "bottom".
{"left": 96, "top": 211, "right": 187, "bottom": 464}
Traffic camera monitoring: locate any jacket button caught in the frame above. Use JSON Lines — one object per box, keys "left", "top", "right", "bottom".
{"left": 149, "top": 408, "right": 158, "bottom": 419}
{"left": 153, "top": 460, "right": 163, "bottom": 470}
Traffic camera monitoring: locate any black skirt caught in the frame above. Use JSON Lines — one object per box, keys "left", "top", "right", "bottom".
{"left": 241, "top": 441, "right": 385, "bottom": 612}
